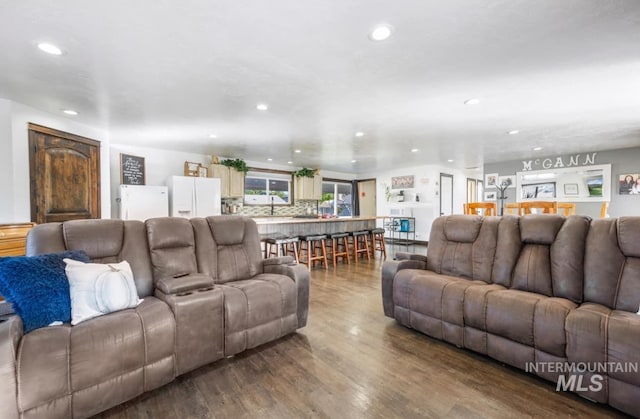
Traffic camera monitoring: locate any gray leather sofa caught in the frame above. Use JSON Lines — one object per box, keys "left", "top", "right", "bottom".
{"left": 382, "top": 214, "right": 640, "bottom": 418}
{"left": 0, "top": 215, "right": 309, "bottom": 419}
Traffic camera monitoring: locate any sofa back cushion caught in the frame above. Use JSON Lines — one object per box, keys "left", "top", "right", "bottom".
{"left": 197, "top": 216, "right": 263, "bottom": 283}
{"left": 493, "top": 214, "right": 589, "bottom": 302}
{"left": 26, "top": 220, "right": 154, "bottom": 298}
{"left": 584, "top": 217, "right": 640, "bottom": 311}
{"left": 426, "top": 215, "right": 500, "bottom": 282}
{"left": 145, "top": 217, "right": 198, "bottom": 282}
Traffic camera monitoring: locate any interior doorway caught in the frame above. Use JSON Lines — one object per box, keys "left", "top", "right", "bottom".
{"left": 357, "top": 179, "right": 376, "bottom": 216}
{"left": 439, "top": 173, "right": 453, "bottom": 216}
{"left": 29, "top": 123, "right": 101, "bottom": 224}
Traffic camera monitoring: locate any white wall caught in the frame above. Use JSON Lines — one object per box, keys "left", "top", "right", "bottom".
{"left": 359, "top": 164, "right": 471, "bottom": 241}
{"left": 0, "top": 99, "right": 110, "bottom": 223}
{"left": 0, "top": 99, "right": 13, "bottom": 222}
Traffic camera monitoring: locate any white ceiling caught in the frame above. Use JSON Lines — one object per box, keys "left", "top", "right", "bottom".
{"left": 1, "top": 0, "right": 640, "bottom": 173}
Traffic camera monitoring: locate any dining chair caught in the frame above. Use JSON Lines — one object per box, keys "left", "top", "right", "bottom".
{"left": 519, "top": 201, "right": 558, "bottom": 215}
{"left": 464, "top": 202, "right": 497, "bottom": 216}
{"left": 557, "top": 202, "right": 576, "bottom": 216}
{"left": 504, "top": 203, "right": 519, "bottom": 215}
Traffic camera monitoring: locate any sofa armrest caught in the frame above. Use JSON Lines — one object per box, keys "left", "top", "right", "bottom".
{"left": 381, "top": 259, "right": 428, "bottom": 318}
{"left": 263, "top": 263, "right": 310, "bottom": 328}
{"left": 0, "top": 316, "right": 22, "bottom": 419}
{"left": 156, "top": 273, "right": 214, "bottom": 295}
{"left": 262, "top": 256, "right": 295, "bottom": 266}
{"left": 394, "top": 252, "right": 428, "bottom": 262}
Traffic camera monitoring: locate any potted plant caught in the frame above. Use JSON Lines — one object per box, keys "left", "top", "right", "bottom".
{"left": 294, "top": 168, "right": 316, "bottom": 178}
{"left": 220, "top": 158, "right": 248, "bottom": 173}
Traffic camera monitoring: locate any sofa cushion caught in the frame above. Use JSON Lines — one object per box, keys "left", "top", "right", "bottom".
{"left": 221, "top": 274, "right": 297, "bottom": 356}
{"left": 146, "top": 217, "right": 198, "bottom": 280}
{"left": 26, "top": 220, "right": 156, "bottom": 298}
{"left": 485, "top": 290, "right": 575, "bottom": 356}
{"left": 493, "top": 215, "right": 588, "bottom": 302}
{"left": 17, "top": 297, "right": 175, "bottom": 417}
{"left": 205, "top": 216, "right": 263, "bottom": 283}
{"left": 0, "top": 250, "right": 89, "bottom": 332}
{"left": 565, "top": 302, "right": 610, "bottom": 403}
{"left": 393, "top": 270, "right": 500, "bottom": 345}
{"left": 426, "top": 215, "right": 500, "bottom": 281}
{"left": 584, "top": 218, "right": 640, "bottom": 312}
{"left": 607, "top": 310, "right": 640, "bottom": 387}
{"left": 486, "top": 290, "right": 545, "bottom": 346}
{"left": 510, "top": 243, "right": 554, "bottom": 296}
{"left": 519, "top": 214, "right": 564, "bottom": 244}
{"left": 618, "top": 217, "right": 640, "bottom": 257}
{"left": 443, "top": 215, "right": 483, "bottom": 242}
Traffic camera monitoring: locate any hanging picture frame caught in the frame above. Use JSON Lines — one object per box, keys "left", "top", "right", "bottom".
{"left": 485, "top": 173, "right": 498, "bottom": 188}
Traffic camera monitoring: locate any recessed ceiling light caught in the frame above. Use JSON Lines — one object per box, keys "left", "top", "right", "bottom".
{"left": 533, "top": 146, "right": 543, "bottom": 151}
{"left": 287, "top": 161, "right": 293, "bottom": 164}
{"left": 267, "top": 158, "right": 273, "bottom": 161}
{"left": 37, "top": 42, "right": 62, "bottom": 55}
{"left": 351, "top": 160, "right": 357, "bottom": 163}
{"left": 411, "top": 148, "right": 419, "bottom": 153}
{"left": 369, "top": 24, "right": 393, "bottom": 41}
{"left": 508, "top": 130, "right": 520, "bottom": 135}
{"left": 209, "top": 134, "right": 217, "bottom": 138}
{"left": 355, "top": 131, "right": 364, "bottom": 137}
{"left": 447, "top": 159, "right": 454, "bottom": 163}
{"left": 464, "top": 98, "right": 480, "bottom": 105}
{"left": 256, "top": 103, "right": 269, "bottom": 111}
{"left": 62, "top": 109, "right": 78, "bottom": 116}
{"left": 294, "top": 149, "right": 301, "bottom": 153}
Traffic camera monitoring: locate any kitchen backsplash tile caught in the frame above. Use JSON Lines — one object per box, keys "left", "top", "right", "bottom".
{"left": 222, "top": 198, "right": 318, "bottom": 217}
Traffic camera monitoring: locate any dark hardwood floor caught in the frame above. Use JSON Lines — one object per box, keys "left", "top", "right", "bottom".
{"left": 98, "top": 245, "right": 627, "bottom": 418}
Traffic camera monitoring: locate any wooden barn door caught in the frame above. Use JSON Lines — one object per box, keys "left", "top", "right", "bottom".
{"left": 28, "top": 123, "right": 101, "bottom": 224}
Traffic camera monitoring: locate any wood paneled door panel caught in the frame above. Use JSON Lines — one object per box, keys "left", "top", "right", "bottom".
{"left": 29, "top": 123, "right": 101, "bottom": 224}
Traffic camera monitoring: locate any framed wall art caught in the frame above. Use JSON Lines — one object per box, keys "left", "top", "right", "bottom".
{"left": 120, "top": 153, "right": 145, "bottom": 185}
{"left": 485, "top": 173, "right": 498, "bottom": 188}
{"left": 484, "top": 191, "right": 497, "bottom": 201}
{"left": 564, "top": 183, "right": 579, "bottom": 196}
{"left": 391, "top": 175, "right": 414, "bottom": 189}
{"left": 521, "top": 182, "right": 556, "bottom": 199}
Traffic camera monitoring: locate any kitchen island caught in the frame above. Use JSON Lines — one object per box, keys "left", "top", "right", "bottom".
{"left": 253, "top": 216, "right": 376, "bottom": 237}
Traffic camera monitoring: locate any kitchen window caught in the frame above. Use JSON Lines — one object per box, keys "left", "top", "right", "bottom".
{"left": 244, "top": 170, "right": 292, "bottom": 205}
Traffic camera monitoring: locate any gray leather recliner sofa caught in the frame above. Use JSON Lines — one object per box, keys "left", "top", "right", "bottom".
{"left": 0, "top": 215, "right": 309, "bottom": 419}
{"left": 382, "top": 214, "right": 640, "bottom": 418}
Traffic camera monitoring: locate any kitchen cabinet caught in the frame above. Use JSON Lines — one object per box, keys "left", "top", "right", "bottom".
{"left": 209, "top": 164, "right": 245, "bottom": 198}
{"left": 295, "top": 174, "right": 322, "bottom": 200}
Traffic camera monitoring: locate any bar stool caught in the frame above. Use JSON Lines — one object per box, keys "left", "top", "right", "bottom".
{"left": 327, "top": 232, "right": 350, "bottom": 266}
{"left": 298, "top": 234, "right": 328, "bottom": 270}
{"left": 349, "top": 230, "right": 370, "bottom": 262}
{"left": 369, "top": 228, "right": 387, "bottom": 259}
{"left": 262, "top": 234, "right": 299, "bottom": 263}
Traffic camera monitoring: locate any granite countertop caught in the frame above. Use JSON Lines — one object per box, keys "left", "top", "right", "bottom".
{"left": 252, "top": 216, "right": 377, "bottom": 224}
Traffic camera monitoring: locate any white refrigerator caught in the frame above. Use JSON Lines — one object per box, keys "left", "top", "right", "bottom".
{"left": 167, "top": 176, "right": 221, "bottom": 218}
{"left": 119, "top": 185, "right": 169, "bottom": 220}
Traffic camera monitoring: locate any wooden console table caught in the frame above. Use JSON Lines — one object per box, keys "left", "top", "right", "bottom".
{"left": 0, "top": 223, "right": 36, "bottom": 303}
{"left": 0, "top": 223, "right": 36, "bottom": 257}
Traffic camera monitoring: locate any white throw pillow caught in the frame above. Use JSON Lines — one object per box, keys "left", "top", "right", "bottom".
{"left": 64, "top": 259, "right": 142, "bottom": 325}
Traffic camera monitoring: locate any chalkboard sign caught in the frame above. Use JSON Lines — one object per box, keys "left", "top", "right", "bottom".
{"left": 120, "top": 153, "right": 146, "bottom": 185}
